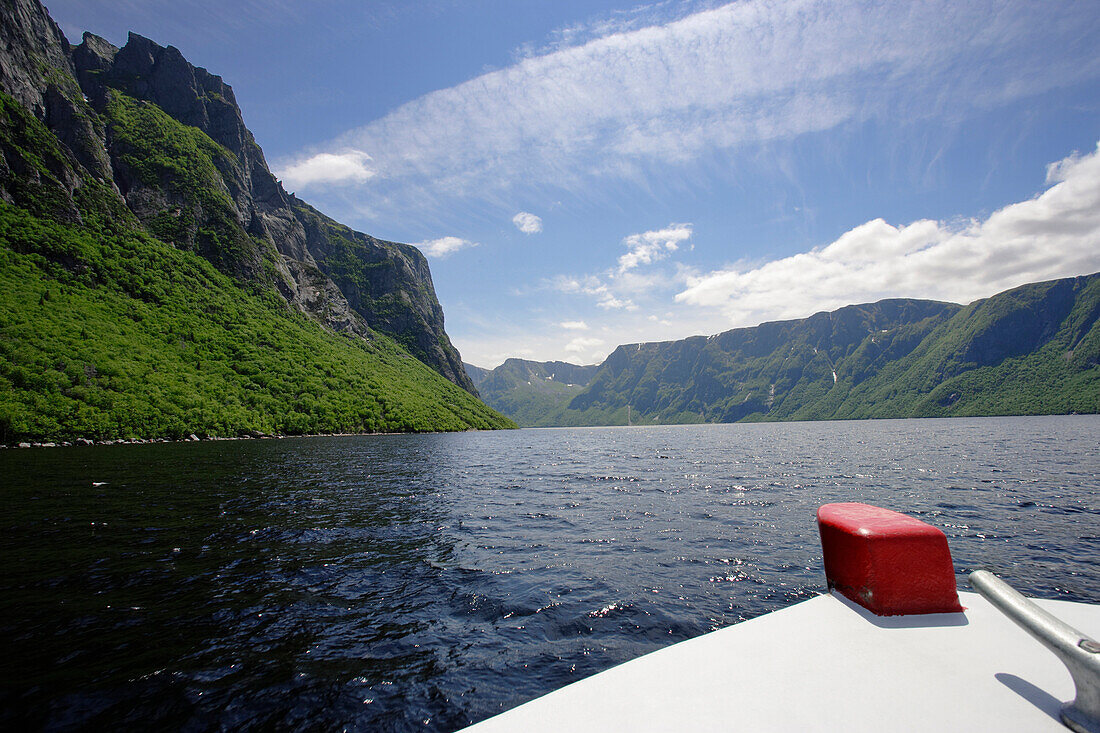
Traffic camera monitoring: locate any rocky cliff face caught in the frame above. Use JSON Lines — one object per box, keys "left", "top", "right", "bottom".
{"left": 0, "top": 0, "right": 476, "bottom": 392}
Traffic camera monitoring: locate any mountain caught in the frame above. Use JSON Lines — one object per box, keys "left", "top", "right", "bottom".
{"left": 465, "top": 358, "right": 600, "bottom": 427}
{"left": 497, "top": 275, "right": 1099, "bottom": 426}
{"left": 0, "top": 0, "right": 511, "bottom": 442}
{"left": 570, "top": 298, "right": 961, "bottom": 424}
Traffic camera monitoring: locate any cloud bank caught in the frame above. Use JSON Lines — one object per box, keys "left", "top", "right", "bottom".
{"left": 677, "top": 143, "right": 1100, "bottom": 325}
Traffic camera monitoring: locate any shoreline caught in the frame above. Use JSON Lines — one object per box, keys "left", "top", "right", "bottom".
{"left": 0, "top": 428, "right": 482, "bottom": 450}
{"left": 4, "top": 412, "right": 1094, "bottom": 449}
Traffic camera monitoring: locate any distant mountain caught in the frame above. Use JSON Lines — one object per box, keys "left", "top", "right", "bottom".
{"left": 490, "top": 274, "right": 1100, "bottom": 426}
{"left": 465, "top": 358, "right": 600, "bottom": 427}
{"left": 0, "top": 0, "right": 510, "bottom": 442}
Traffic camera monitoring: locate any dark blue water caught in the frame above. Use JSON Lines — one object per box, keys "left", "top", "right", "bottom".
{"left": 2, "top": 416, "right": 1098, "bottom": 731}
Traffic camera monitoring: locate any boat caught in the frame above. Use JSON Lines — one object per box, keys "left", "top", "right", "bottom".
{"left": 461, "top": 503, "right": 1100, "bottom": 732}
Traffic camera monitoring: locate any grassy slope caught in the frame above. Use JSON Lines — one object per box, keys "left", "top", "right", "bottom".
{"left": 838, "top": 275, "right": 1100, "bottom": 418}
{"left": 0, "top": 92, "right": 512, "bottom": 441}
{"left": 487, "top": 381, "right": 587, "bottom": 427}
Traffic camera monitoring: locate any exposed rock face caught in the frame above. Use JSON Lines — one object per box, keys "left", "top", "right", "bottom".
{"left": 289, "top": 198, "right": 472, "bottom": 389}
{"left": 0, "top": 0, "right": 72, "bottom": 119}
{"left": 0, "top": 0, "right": 476, "bottom": 392}
{"left": 0, "top": 0, "right": 111, "bottom": 206}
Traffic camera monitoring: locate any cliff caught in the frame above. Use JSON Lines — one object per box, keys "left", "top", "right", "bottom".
{"left": 0, "top": 0, "right": 508, "bottom": 441}
{"left": 0, "top": 0, "right": 475, "bottom": 392}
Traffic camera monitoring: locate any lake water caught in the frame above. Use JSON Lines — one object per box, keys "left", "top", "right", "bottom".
{"left": 2, "top": 416, "right": 1098, "bottom": 731}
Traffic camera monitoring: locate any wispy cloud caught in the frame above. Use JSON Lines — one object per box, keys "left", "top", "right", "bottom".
{"left": 280, "top": 0, "right": 1100, "bottom": 210}
{"left": 550, "top": 274, "right": 635, "bottom": 311}
{"left": 550, "top": 224, "right": 693, "bottom": 312}
{"left": 618, "top": 224, "right": 692, "bottom": 273}
{"left": 415, "top": 235, "right": 478, "bottom": 258}
{"left": 512, "top": 211, "right": 543, "bottom": 234}
{"left": 277, "top": 150, "right": 374, "bottom": 189}
{"left": 677, "top": 142, "right": 1100, "bottom": 325}
{"left": 567, "top": 334, "right": 602, "bottom": 354}
{"left": 512, "top": 0, "right": 696, "bottom": 60}
{"left": 560, "top": 320, "right": 589, "bottom": 330}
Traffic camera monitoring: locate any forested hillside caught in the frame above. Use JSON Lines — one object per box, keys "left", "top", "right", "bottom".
{"left": 484, "top": 276, "right": 1099, "bottom": 426}
{"left": 0, "top": 0, "right": 512, "bottom": 442}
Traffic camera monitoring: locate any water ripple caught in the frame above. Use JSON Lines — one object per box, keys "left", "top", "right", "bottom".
{"left": 1, "top": 416, "right": 1097, "bottom": 731}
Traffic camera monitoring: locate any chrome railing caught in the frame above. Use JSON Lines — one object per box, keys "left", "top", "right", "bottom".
{"left": 970, "top": 570, "right": 1100, "bottom": 733}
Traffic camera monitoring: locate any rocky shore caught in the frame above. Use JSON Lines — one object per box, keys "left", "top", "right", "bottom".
{"left": 1, "top": 430, "right": 426, "bottom": 449}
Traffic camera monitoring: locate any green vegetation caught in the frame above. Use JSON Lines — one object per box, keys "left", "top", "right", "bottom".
{"left": 104, "top": 91, "right": 263, "bottom": 279}
{"left": 494, "top": 287, "right": 1099, "bottom": 427}
{"left": 465, "top": 359, "right": 600, "bottom": 427}
{"left": 0, "top": 91, "right": 512, "bottom": 442}
{"left": 478, "top": 376, "right": 587, "bottom": 428}
{"left": 0, "top": 203, "right": 512, "bottom": 442}
{"left": 828, "top": 275, "right": 1100, "bottom": 419}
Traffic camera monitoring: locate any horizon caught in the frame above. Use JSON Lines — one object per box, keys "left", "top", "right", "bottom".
{"left": 46, "top": 0, "right": 1100, "bottom": 368}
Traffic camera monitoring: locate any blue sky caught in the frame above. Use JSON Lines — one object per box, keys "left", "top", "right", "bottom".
{"left": 49, "top": 0, "right": 1100, "bottom": 367}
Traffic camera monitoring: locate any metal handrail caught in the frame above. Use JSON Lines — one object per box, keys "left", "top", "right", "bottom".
{"left": 970, "top": 570, "right": 1100, "bottom": 733}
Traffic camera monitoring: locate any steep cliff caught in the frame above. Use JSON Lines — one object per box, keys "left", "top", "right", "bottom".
{"left": 0, "top": 0, "right": 508, "bottom": 441}
{"left": 570, "top": 299, "right": 960, "bottom": 423}
{"left": 0, "top": 0, "right": 475, "bottom": 392}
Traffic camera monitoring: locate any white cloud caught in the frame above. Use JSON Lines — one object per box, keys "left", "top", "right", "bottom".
{"left": 597, "top": 294, "right": 636, "bottom": 311}
{"left": 549, "top": 224, "right": 691, "bottom": 312}
{"left": 565, "top": 336, "right": 605, "bottom": 357}
{"left": 1046, "top": 152, "right": 1083, "bottom": 184}
{"left": 550, "top": 274, "right": 605, "bottom": 296}
{"left": 415, "top": 236, "right": 479, "bottom": 258}
{"left": 512, "top": 211, "right": 543, "bottom": 234}
{"left": 677, "top": 143, "right": 1100, "bottom": 325}
{"left": 275, "top": 150, "right": 375, "bottom": 189}
{"left": 618, "top": 224, "right": 692, "bottom": 272}
{"left": 560, "top": 320, "right": 589, "bottom": 330}
{"left": 286, "top": 1, "right": 1099, "bottom": 205}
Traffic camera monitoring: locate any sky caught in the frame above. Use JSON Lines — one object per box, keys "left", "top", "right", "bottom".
{"left": 47, "top": 0, "right": 1100, "bottom": 368}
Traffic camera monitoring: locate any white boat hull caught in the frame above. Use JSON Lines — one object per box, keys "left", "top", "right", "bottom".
{"left": 463, "top": 589, "right": 1100, "bottom": 732}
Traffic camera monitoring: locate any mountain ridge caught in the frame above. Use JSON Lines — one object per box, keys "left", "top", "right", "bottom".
{"left": 475, "top": 276, "right": 1100, "bottom": 426}
{"left": 465, "top": 358, "right": 600, "bottom": 427}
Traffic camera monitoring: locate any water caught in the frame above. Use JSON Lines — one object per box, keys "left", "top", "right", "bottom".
{"left": 2, "top": 416, "right": 1098, "bottom": 731}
